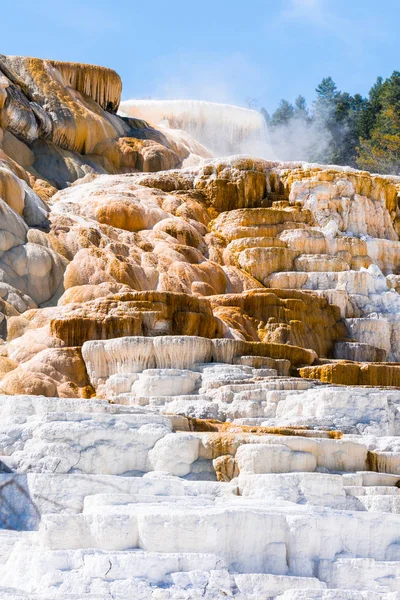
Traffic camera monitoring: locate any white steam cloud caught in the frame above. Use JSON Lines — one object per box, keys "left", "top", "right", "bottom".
{"left": 261, "top": 118, "right": 333, "bottom": 162}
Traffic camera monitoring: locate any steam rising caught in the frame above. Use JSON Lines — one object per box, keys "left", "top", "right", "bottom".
{"left": 265, "top": 117, "right": 332, "bottom": 162}
{"left": 120, "top": 98, "right": 333, "bottom": 162}
{"left": 120, "top": 99, "right": 269, "bottom": 156}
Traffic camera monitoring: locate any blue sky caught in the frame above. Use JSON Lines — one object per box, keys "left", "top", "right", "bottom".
{"left": 2, "top": 0, "right": 399, "bottom": 112}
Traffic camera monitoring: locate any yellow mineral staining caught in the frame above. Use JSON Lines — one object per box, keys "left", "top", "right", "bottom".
{"left": 211, "top": 338, "right": 317, "bottom": 367}
{"left": 194, "top": 429, "right": 344, "bottom": 480}
{"left": 92, "top": 137, "right": 181, "bottom": 173}
{"left": 185, "top": 417, "right": 342, "bottom": 439}
{"left": 294, "top": 254, "right": 350, "bottom": 272}
{"left": 223, "top": 237, "right": 287, "bottom": 267}
{"left": 279, "top": 165, "right": 399, "bottom": 215}
{"left": 0, "top": 356, "right": 18, "bottom": 377}
{"left": 0, "top": 55, "right": 195, "bottom": 176}
{"left": 2, "top": 131, "right": 34, "bottom": 169}
{"left": 299, "top": 362, "right": 400, "bottom": 387}
{"left": 29, "top": 176, "right": 58, "bottom": 203}
{"left": 0, "top": 165, "right": 25, "bottom": 214}
{"left": 0, "top": 73, "right": 9, "bottom": 111}
{"left": 49, "top": 291, "right": 224, "bottom": 346}
{"left": 194, "top": 157, "right": 269, "bottom": 212}
{"left": 95, "top": 197, "right": 154, "bottom": 232}
{"left": 48, "top": 60, "right": 122, "bottom": 112}
{"left": 209, "top": 289, "right": 343, "bottom": 357}
{"left": 24, "top": 57, "right": 121, "bottom": 153}
{"left": 211, "top": 205, "right": 313, "bottom": 242}
{"left": 1, "top": 57, "right": 400, "bottom": 406}
{"left": 0, "top": 347, "right": 94, "bottom": 398}
{"left": 238, "top": 247, "right": 298, "bottom": 281}
{"left": 63, "top": 247, "right": 153, "bottom": 291}
{"left": 213, "top": 454, "right": 239, "bottom": 482}
{"left": 365, "top": 450, "right": 400, "bottom": 474}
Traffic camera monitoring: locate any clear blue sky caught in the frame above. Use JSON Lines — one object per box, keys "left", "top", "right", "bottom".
{"left": 2, "top": 0, "right": 399, "bottom": 112}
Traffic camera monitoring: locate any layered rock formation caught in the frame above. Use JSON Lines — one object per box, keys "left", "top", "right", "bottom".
{"left": 0, "top": 55, "right": 211, "bottom": 192}
{"left": 1, "top": 55, "right": 400, "bottom": 598}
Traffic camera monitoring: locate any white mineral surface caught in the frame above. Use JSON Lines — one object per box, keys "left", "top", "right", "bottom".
{"left": 0, "top": 361, "right": 400, "bottom": 598}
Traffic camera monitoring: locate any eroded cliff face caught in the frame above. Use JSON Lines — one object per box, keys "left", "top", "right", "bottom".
{"left": 1, "top": 137, "right": 400, "bottom": 393}
{"left": 0, "top": 55, "right": 211, "bottom": 193}
{"left": 3, "top": 56, "right": 400, "bottom": 600}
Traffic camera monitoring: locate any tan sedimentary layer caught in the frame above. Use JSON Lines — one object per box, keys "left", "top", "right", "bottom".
{"left": 299, "top": 362, "right": 400, "bottom": 387}
{"left": 48, "top": 60, "right": 122, "bottom": 112}
{"left": 49, "top": 291, "right": 224, "bottom": 346}
{"left": 209, "top": 288, "right": 344, "bottom": 357}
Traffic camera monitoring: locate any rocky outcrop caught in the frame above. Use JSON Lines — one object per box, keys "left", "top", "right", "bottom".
{"left": 2, "top": 55, "right": 400, "bottom": 599}
{"left": 0, "top": 55, "right": 211, "bottom": 192}
{"left": 209, "top": 288, "right": 343, "bottom": 356}
{"left": 299, "top": 361, "right": 400, "bottom": 387}
{"left": 0, "top": 154, "right": 399, "bottom": 397}
{"left": 49, "top": 291, "right": 223, "bottom": 346}
{"left": 0, "top": 157, "right": 65, "bottom": 331}
{"left": 0, "top": 346, "right": 94, "bottom": 397}
{"left": 280, "top": 164, "right": 400, "bottom": 237}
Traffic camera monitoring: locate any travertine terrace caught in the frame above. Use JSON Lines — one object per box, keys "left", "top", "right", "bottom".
{"left": 1, "top": 55, "right": 400, "bottom": 598}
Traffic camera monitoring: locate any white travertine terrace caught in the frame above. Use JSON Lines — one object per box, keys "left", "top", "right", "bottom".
{"left": 1, "top": 384, "right": 400, "bottom": 598}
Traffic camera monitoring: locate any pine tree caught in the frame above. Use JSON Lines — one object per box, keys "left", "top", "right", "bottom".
{"left": 294, "top": 95, "right": 310, "bottom": 121}
{"left": 311, "top": 77, "right": 366, "bottom": 167}
{"left": 357, "top": 106, "right": 400, "bottom": 174}
{"left": 334, "top": 92, "right": 368, "bottom": 166}
{"left": 315, "top": 77, "right": 339, "bottom": 102}
{"left": 356, "top": 77, "right": 384, "bottom": 139}
{"left": 270, "top": 99, "right": 295, "bottom": 127}
{"left": 311, "top": 77, "right": 340, "bottom": 163}
{"left": 357, "top": 72, "right": 400, "bottom": 174}
{"left": 263, "top": 72, "right": 400, "bottom": 172}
